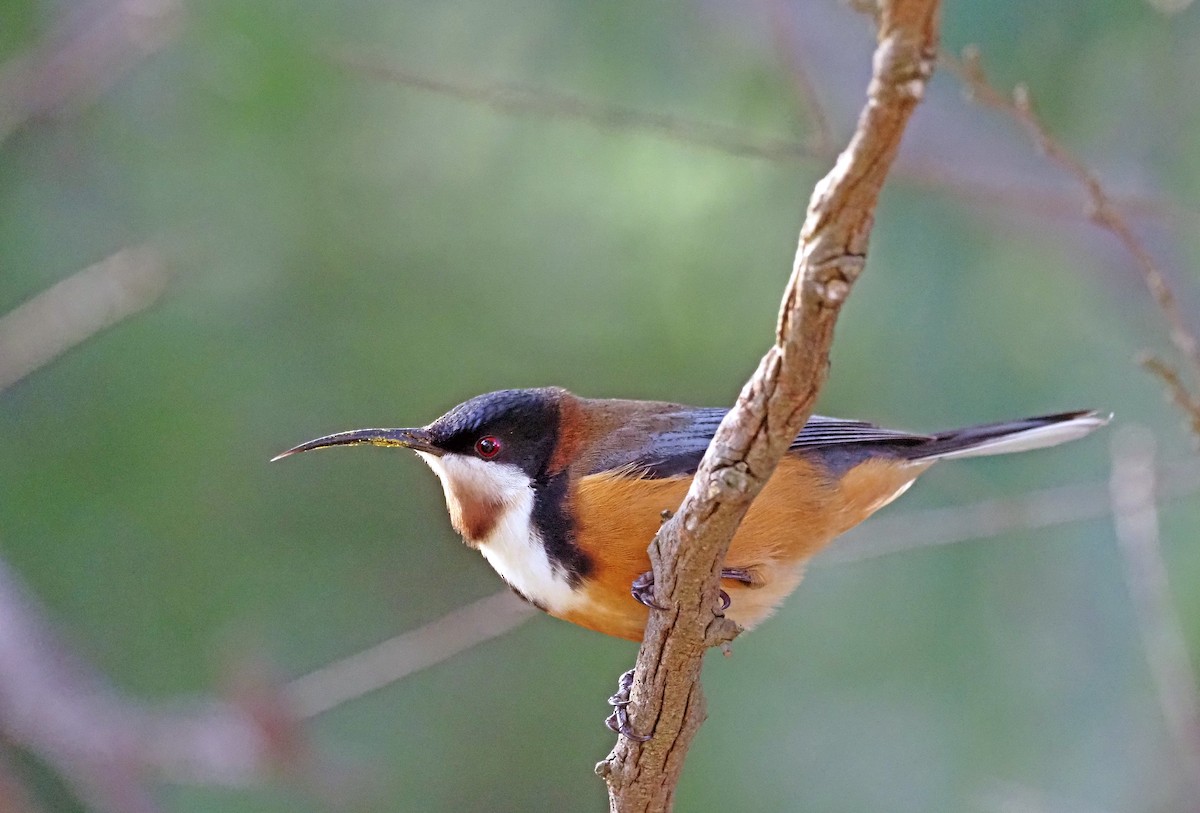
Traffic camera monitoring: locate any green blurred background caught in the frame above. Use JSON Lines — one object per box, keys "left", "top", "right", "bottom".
{"left": 2, "top": 0, "right": 1199, "bottom": 810}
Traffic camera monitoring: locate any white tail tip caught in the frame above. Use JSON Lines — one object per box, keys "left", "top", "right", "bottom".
{"left": 921, "top": 411, "right": 1112, "bottom": 463}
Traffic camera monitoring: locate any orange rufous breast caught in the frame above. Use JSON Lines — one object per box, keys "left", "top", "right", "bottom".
{"left": 558, "top": 454, "right": 929, "bottom": 640}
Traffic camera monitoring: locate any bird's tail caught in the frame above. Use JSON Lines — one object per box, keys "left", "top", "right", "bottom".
{"left": 903, "top": 410, "right": 1111, "bottom": 463}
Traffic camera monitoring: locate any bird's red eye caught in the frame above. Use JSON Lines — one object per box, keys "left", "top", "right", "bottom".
{"left": 474, "top": 436, "right": 501, "bottom": 459}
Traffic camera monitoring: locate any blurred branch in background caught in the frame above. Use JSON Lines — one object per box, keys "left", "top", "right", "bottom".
{"left": 0, "top": 557, "right": 306, "bottom": 813}
{"left": 328, "top": 50, "right": 1198, "bottom": 232}
{"left": 979, "top": 780, "right": 1114, "bottom": 813}
{"left": 286, "top": 590, "right": 536, "bottom": 719}
{"left": 762, "top": 0, "right": 834, "bottom": 154}
{"left": 0, "top": 753, "right": 47, "bottom": 813}
{"left": 823, "top": 457, "right": 1200, "bottom": 565}
{"left": 1109, "top": 427, "right": 1200, "bottom": 799}
{"left": 945, "top": 47, "right": 1200, "bottom": 442}
{"left": 1144, "top": 0, "right": 1196, "bottom": 13}
{"left": 330, "top": 47, "right": 826, "bottom": 164}
{"left": 886, "top": 159, "right": 1198, "bottom": 231}
{"left": 0, "top": 245, "right": 170, "bottom": 393}
{"left": 0, "top": 0, "right": 183, "bottom": 147}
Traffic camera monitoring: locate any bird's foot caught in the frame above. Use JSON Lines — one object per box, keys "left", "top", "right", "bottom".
{"left": 631, "top": 570, "right": 750, "bottom": 612}
{"left": 604, "top": 668, "right": 651, "bottom": 742}
{"left": 720, "top": 568, "right": 763, "bottom": 588}
{"left": 630, "top": 571, "right": 667, "bottom": 611}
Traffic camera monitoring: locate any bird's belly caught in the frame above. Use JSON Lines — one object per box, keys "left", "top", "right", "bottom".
{"left": 561, "top": 455, "right": 919, "bottom": 640}
{"left": 476, "top": 509, "right": 584, "bottom": 615}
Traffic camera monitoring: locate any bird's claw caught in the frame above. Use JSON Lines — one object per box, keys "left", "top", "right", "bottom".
{"left": 630, "top": 571, "right": 667, "bottom": 611}
{"left": 605, "top": 668, "right": 652, "bottom": 742}
{"left": 633, "top": 570, "right": 739, "bottom": 613}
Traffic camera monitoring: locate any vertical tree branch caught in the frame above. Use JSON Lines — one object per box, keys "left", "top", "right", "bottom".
{"left": 596, "top": 1, "right": 940, "bottom": 810}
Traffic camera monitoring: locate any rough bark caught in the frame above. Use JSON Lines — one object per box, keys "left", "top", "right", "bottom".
{"left": 596, "top": 2, "right": 941, "bottom": 810}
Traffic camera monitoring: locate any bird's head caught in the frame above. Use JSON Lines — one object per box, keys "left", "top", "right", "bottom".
{"left": 273, "top": 388, "right": 567, "bottom": 542}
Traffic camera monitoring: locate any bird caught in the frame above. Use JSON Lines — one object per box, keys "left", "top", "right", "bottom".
{"left": 273, "top": 388, "right": 1109, "bottom": 642}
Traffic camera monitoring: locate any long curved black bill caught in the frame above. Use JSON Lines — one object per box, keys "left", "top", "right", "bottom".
{"left": 271, "top": 427, "right": 440, "bottom": 462}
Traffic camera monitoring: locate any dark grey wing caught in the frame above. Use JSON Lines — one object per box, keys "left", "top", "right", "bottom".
{"left": 791, "top": 414, "right": 931, "bottom": 449}
{"left": 790, "top": 414, "right": 931, "bottom": 475}
{"left": 586, "top": 408, "right": 931, "bottom": 479}
{"left": 583, "top": 407, "right": 726, "bottom": 478}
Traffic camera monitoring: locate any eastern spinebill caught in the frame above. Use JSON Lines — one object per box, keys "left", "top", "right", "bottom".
{"left": 273, "top": 388, "right": 1108, "bottom": 642}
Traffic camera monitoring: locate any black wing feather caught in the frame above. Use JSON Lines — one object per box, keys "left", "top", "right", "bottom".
{"left": 790, "top": 414, "right": 931, "bottom": 449}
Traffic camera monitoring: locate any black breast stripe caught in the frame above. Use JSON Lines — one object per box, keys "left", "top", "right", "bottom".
{"left": 529, "top": 469, "right": 593, "bottom": 585}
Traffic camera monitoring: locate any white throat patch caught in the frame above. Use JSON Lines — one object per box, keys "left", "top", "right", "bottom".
{"left": 415, "top": 452, "right": 582, "bottom": 614}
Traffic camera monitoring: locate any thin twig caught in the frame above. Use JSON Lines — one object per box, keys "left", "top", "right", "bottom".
{"left": 945, "top": 47, "right": 1200, "bottom": 438}
{"left": 330, "top": 48, "right": 823, "bottom": 163}
{"left": 1109, "top": 426, "right": 1200, "bottom": 799}
{"left": 1141, "top": 355, "right": 1200, "bottom": 440}
{"left": 597, "top": 1, "right": 940, "bottom": 809}
{"left": 285, "top": 590, "right": 537, "bottom": 719}
{"left": 896, "top": 158, "right": 1199, "bottom": 232}
{"left": 0, "top": 245, "right": 170, "bottom": 393}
